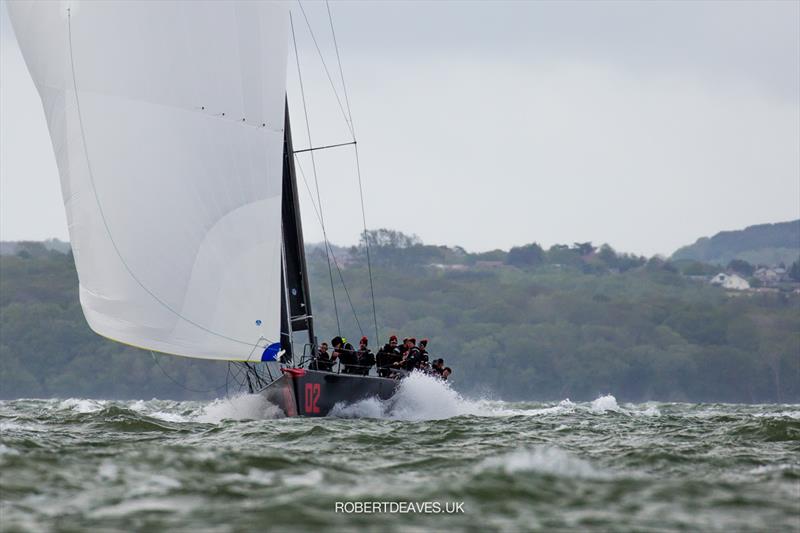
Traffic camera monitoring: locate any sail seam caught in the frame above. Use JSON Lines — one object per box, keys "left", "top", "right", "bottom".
{"left": 31, "top": 81, "right": 283, "bottom": 133}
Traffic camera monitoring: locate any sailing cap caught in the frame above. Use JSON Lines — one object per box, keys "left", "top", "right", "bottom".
{"left": 360, "top": 336, "right": 368, "bottom": 344}
{"left": 389, "top": 335, "right": 398, "bottom": 342}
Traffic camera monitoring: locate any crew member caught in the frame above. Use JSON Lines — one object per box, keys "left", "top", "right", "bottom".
{"left": 400, "top": 338, "right": 422, "bottom": 371}
{"left": 311, "top": 342, "right": 333, "bottom": 372}
{"left": 339, "top": 341, "right": 357, "bottom": 373}
{"left": 377, "top": 335, "right": 401, "bottom": 377}
{"left": 352, "top": 336, "right": 375, "bottom": 376}
{"left": 419, "top": 338, "right": 430, "bottom": 366}
{"left": 331, "top": 336, "right": 346, "bottom": 371}
{"left": 399, "top": 338, "right": 410, "bottom": 358}
{"left": 441, "top": 367, "right": 452, "bottom": 381}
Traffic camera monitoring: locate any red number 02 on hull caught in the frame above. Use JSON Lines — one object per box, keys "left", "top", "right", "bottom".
{"left": 304, "top": 383, "right": 321, "bottom": 414}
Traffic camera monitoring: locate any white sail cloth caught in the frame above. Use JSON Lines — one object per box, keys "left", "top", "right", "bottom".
{"left": 8, "top": 1, "right": 290, "bottom": 361}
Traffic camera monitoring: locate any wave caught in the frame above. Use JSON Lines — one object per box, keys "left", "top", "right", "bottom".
{"left": 194, "top": 394, "right": 284, "bottom": 423}
{"left": 8, "top": 396, "right": 285, "bottom": 428}
{"left": 733, "top": 418, "right": 800, "bottom": 442}
{"left": 4, "top": 389, "right": 662, "bottom": 426}
{"left": 57, "top": 398, "right": 108, "bottom": 414}
{"left": 330, "top": 372, "right": 489, "bottom": 420}
{"left": 477, "top": 447, "right": 610, "bottom": 480}
{"left": 590, "top": 394, "right": 620, "bottom": 413}
{"left": 753, "top": 410, "right": 800, "bottom": 420}
{"left": 329, "top": 373, "right": 613, "bottom": 421}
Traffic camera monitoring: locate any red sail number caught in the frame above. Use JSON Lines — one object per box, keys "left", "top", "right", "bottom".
{"left": 304, "top": 383, "right": 321, "bottom": 414}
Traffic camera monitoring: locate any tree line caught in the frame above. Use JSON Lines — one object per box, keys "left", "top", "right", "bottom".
{"left": 1, "top": 236, "right": 798, "bottom": 402}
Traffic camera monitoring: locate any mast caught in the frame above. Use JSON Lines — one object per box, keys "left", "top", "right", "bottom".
{"left": 280, "top": 99, "right": 316, "bottom": 357}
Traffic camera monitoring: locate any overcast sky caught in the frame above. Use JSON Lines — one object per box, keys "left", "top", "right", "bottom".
{"left": 2, "top": 0, "right": 798, "bottom": 256}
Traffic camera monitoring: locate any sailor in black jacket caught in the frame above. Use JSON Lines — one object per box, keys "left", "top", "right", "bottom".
{"left": 352, "top": 336, "right": 375, "bottom": 375}
{"left": 401, "top": 338, "right": 422, "bottom": 371}
{"left": 418, "top": 338, "right": 430, "bottom": 366}
{"left": 376, "top": 335, "right": 401, "bottom": 377}
{"left": 310, "top": 342, "right": 334, "bottom": 372}
{"left": 339, "top": 342, "right": 357, "bottom": 373}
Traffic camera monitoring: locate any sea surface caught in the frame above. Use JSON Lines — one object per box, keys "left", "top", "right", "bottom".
{"left": 1, "top": 374, "right": 798, "bottom": 532}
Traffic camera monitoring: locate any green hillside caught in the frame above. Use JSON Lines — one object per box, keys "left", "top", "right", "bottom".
{"left": 1, "top": 235, "right": 798, "bottom": 403}
{"left": 671, "top": 219, "right": 800, "bottom": 265}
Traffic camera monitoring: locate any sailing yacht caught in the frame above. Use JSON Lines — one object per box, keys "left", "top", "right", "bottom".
{"left": 9, "top": 1, "right": 400, "bottom": 416}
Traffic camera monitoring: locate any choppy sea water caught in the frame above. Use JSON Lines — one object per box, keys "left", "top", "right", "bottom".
{"left": 1, "top": 374, "right": 798, "bottom": 532}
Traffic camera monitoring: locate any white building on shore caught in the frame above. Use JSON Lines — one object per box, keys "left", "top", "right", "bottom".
{"left": 710, "top": 273, "right": 750, "bottom": 291}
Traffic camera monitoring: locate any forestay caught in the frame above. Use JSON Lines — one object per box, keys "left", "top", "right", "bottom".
{"left": 8, "top": 1, "right": 290, "bottom": 361}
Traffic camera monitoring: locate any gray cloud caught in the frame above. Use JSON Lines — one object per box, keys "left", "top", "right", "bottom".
{"left": 2, "top": 0, "right": 799, "bottom": 256}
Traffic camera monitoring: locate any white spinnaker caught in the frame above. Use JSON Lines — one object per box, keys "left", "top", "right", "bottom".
{"left": 8, "top": 1, "right": 289, "bottom": 361}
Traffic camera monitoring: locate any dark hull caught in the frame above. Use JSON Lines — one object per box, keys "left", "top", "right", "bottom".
{"left": 260, "top": 368, "right": 398, "bottom": 417}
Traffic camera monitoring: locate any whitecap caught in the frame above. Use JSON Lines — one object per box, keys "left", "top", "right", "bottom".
{"left": 590, "top": 394, "right": 620, "bottom": 413}
{"left": 282, "top": 470, "right": 324, "bottom": 487}
{"left": 128, "top": 473, "right": 182, "bottom": 498}
{"left": 195, "top": 394, "right": 284, "bottom": 423}
{"left": 129, "top": 400, "right": 148, "bottom": 412}
{"left": 125, "top": 399, "right": 193, "bottom": 422}
{"left": 525, "top": 398, "right": 577, "bottom": 416}
{"left": 329, "top": 396, "right": 385, "bottom": 419}
{"left": 638, "top": 406, "right": 661, "bottom": 417}
{"left": 331, "top": 373, "right": 583, "bottom": 421}
{"left": 220, "top": 468, "right": 276, "bottom": 486}
{"left": 0, "top": 420, "right": 26, "bottom": 431}
{"left": 752, "top": 411, "right": 800, "bottom": 419}
{"left": 388, "top": 372, "right": 477, "bottom": 420}
{"left": 330, "top": 372, "right": 485, "bottom": 420}
{"left": 747, "top": 463, "right": 797, "bottom": 475}
{"left": 97, "top": 460, "right": 119, "bottom": 481}
{"left": 89, "top": 497, "right": 201, "bottom": 518}
{"left": 0, "top": 443, "right": 20, "bottom": 456}
{"left": 57, "top": 398, "right": 106, "bottom": 413}
{"left": 148, "top": 411, "right": 190, "bottom": 423}
{"left": 478, "top": 447, "right": 609, "bottom": 480}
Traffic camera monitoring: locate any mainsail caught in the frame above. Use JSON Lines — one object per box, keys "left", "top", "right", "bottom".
{"left": 8, "top": 1, "right": 291, "bottom": 361}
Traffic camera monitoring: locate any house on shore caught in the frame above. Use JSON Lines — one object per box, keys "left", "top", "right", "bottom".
{"left": 753, "top": 266, "right": 787, "bottom": 286}
{"left": 710, "top": 272, "right": 750, "bottom": 291}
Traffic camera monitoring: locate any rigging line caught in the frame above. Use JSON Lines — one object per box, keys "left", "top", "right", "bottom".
{"left": 150, "top": 352, "right": 227, "bottom": 394}
{"left": 290, "top": 11, "right": 341, "bottom": 334}
{"left": 325, "top": 1, "right": 380, "bottom": 343}
{"left": 293, "top": 157, "right": 324, "bottom": 227}
{"left": 227, "top": 362, "right": 250, "bottom": 396}
{"left": 295, "top": 0, "right": 354, "bottom": 139}
{"left": 66, "top": 9, "right": 273, "bottom": 351}
{"left": 353, "top": 144, "right": 380, "bottom": 343}
{"left": 294, "top": 140, "right": 356, "bottom": 154}
{"left": 325, "top": 0, "right": 354, "bottom": 132}
{"left": 294, "top": 155, "right": 362, "bottom": 336}
{"left": 294, "top": 157, "right": 365, "bottom": 337}
{"left": 332, "top": 246, "right": 365, "bottom": 337}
